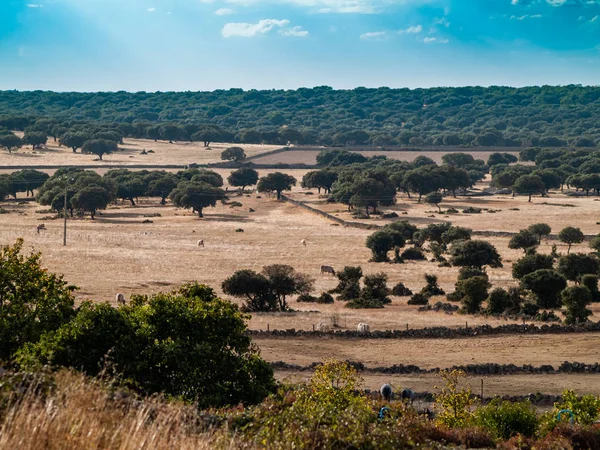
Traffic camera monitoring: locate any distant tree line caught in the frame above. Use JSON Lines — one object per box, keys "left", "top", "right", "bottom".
{"left": 1, "top": 85, "right": 600, "bottom": 148}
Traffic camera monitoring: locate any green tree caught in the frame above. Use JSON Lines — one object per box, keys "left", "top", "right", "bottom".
{"left": 257, "top": 172, "right": 297, "bottom": 200}
{"left": 558, "top": 253, "right": 600, "bottom": 282}
{"left": 521, "top": 269, "right": 567, "bottom": 309}
{"left": 261, "top": 264, "right": 314, "bottom": 311}
{"left": 59, "top": 132, "right": 89, "bottom": 153}
{"left": 16, "top": 169, "right": 50, "bottom": 197}
{"left": 82, "top": 139, "right": 118, "bottom": 160}
{"left": 228, "top": 167, "right": 259, "bottom": 193}
{"left": 527, "top": 223, "right": 552, "bottom": 245}
{"left": 222, "top": 269, "right": 276, "bottom": 312}
{"left": 221, "top": 146, "right": 246, "bottom": 162}
{"left": 558, "top": 226, "right": 584, "bottom": 254}
{"left": 486, "top": 288, "right": 512, "bottom": 315}
{"left": 170, "top": 181, "right": 227, "bottom": 217}
{"left": 508, "top": 229, "right": 539, "bottom": 254}
{"left": 512, "top": 174, "right": 545, "bottom": 202}
{"left": 425, "top": 192, "right": 443, "bottom": 212}
{"left": 434, "top": 369, "right": 477, "bottom": 428}
{"left": 487, "top": 152, "right": 518, "bottom": 167}
{"left": 581, "top": 274, "right": 600, "bottom": 303}
{"left": 301, "top": 170, "right": 338, "bottom": 194}
{"left": 23, "top": 131, "right": 48, "bottom": 149}
{"left": 512, "top": 253, "right": 554, "bottom": 279}
{"left": 148, "top": 174, "right": 179, "bottom": 205}
{"left": 70, "top": 185, "right": 114, "bottom": 219}
{"left": 331, "top": 266, "right": 363, "bottom": 300}
{"left": 18, "top": 287, "right": 276, "bottom": 407}
{"left": 0, "top": 239, "right": 75, "bottom": 363}
{"left": 365, "top": 230, "right": 396, "bottom": 262}
{"left": 562, "top": 285, "right": 593, "bottom": 325}
{"left": 0, "top": 133, "right": 22, "bottom": 153}
{"left": 449, "top": 240, "right": 503, "bottom": 269}
{"left": 457, "top": 276, "right": 490, "bottom": 313}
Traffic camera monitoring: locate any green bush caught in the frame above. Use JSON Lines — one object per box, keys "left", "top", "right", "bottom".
{"left": 486, "top": 288, "right": 512, "bottom": 315}
{"left": 401, "top": 247, "right": 426, "bottom": 260}
{"left": 297, "top": 293, "right": 317, "bottom": 303}
{"left": 408, "top": 293, "right": 429, "bottom": 305}
{"left": 17, "top": 286, "right": 276, "bottom": 408}
{"left": 316, "top": 293, "right": 334, "bottom": 304}
{"left": 475, "top": 399, "right": 539, "bottom": 440}
{"left": 420, "top": 273, "right": 445, "bottom": 297}
{"left": 391, "top": 282, "right": 413, "bottom": 297}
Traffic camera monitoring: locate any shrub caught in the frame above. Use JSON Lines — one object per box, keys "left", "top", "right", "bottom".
{"left": 449, "top": 240, "right": 503, "bottom": 269}
{"left": 462, "top": 207, "right": 482, "bottom": 214}
{"left": 297, "top": 293, "right": 317, "bottom": 303}
{"left": 391, "top": 282, "right": 413, "bottom": 297}
{"left": 457, "top": 276, "right": 490, "bottom": 314}
{"left": 408, "top": 293, "right": 429, "bottom": 305}
{"left": 512, "top": 253, "right": 554, "bottom": 280}
{"left": 486, "top": 288, "right": 512, "bottom": 315}
{"left": 475, "top": 399, "right": 539, "bottom": 440}
{"left": 521, "top": 269, "right": 567, "bottom": 309}
{"left": 420, "top": 274, "right": 445, "bottom": 297}
{"left": 365, "top": 230, "right": 395, "bottom": 262}
{"left": 18, "top": 287, "right": 276, "bottom": 408}
{"left": 401, "top": 247, "right": 426, "bottom": 260}
{"left": 331, "top": 266, "right": 362, "bottom": 301}
{"left": 317, "top": 293, "right": 334, "bottom": 304}
{"left": 458, "top": 267, "right": 488, "bottom": 281}
{"left": 553, "top": 390, "right": 600, "bottom": 426}
{"left": 581, "top": 274, "right": 600, "bottom": 303}
{"left": 558, "top": 253, "right": 600, "bottom": 282}
{"left": 435, "top": 369, "right": 477, "bottom": 428}
{"left": 520, "top": 302, "right": 540, "bottom": 317}
{"left": 562, "top": 285, "right": 593, "bottom": 325}
{"left": 359, "top": 273, "right": 391, "bottom": 306}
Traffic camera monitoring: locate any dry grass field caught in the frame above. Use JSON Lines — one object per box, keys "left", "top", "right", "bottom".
{"left": 2, "top": 141, "right": 600, "bottom": 395}
{"left": 1, "top": 134, "right": 279, "bottom": 167}
{"left": 250, "top": 149, "right": 521, "bottom": 165}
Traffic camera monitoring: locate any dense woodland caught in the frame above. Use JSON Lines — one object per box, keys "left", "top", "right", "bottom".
{"left": 1, "top": 85, "right": 600, "bottom": 146}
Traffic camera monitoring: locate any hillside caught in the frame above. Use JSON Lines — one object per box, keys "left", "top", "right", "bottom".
{"left": 1, "top": 85, "right": 599, "bottom": 147}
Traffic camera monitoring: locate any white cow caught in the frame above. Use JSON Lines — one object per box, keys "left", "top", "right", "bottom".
{"left": 197, "top": 239, "right": 204, "bottom": 247}
{"left": 357, "top": 323, "right": 370, "bottom": 333}
{"left": 116, "top": 293, "right": 126, "bottom": 306}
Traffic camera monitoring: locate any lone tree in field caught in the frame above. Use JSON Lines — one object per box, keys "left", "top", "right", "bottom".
{"left": 257, "top": 172, "right": 297, "bottom": 200}
{"left": 59, "top": 132, "right": 89, "bottom": 153}
{"left": 520, "top": 269, "right": 567, "bottom": 309}
{"left": 222, "top": 270, "right": 275, "bottom": 312}
{"left": 562, "top": 285, "right": 593, "bottom": 325}
{"left": 559, "top": 226, "right": 584, "bottom": 254}
{"left": 0, "top": 133, "right": 22, "bottom": 153}
{"left": 170, "top": 181, "right": 227, "bottom": 217}
{"left": 449, "top": 240, "right": 503, "bottom": 270}
{"left": 426, "top": 192, "right": 443, "bottom": 212}
{"left": 221, "top": 147, "right": 246, "bottom": 163}
{"left": 228, "top": 167, "right": 259, "bottom": 193}
{"left": 23, "top": 131, "right": 48, "bottom": 150}
{"left": 512, "top": 174, "right": 545, "bottom": 202}
{"left": 508, "top": 229, "right": 539, "bottom": 254}
{"left": 527, "top": 223, "right": 552, "bottom": 245}
{"left": 82, "top": 139, "right": 118, "bottom": 161}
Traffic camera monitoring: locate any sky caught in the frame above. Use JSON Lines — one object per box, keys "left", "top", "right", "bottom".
{"left": 0, "top": 0, "right": 599, "bottom": 92}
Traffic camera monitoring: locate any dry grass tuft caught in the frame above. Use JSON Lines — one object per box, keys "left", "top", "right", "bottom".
{"left": 0, "top": 371, "right": 220, "bottom": 450}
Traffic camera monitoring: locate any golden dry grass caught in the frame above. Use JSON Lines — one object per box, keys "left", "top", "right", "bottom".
{"left": 1, "top": 135, "right": 279, "bottom": 167}
{"left": 0, "top": 371, "right": 218, "bottom": 450}
{"left": 250, "top": 150, "right": 520, "bottom": 165}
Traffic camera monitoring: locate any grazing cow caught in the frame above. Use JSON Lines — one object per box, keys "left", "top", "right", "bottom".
{"left": 301, "top": 239, "right": 307, "bottom": 246}
{"left": 320, "top": 265, "right": 335, "bottom": 276}
{"left": 380, "top": 384, "right": 393, "bottom": 401}
{"left": 36, "top": 224, "right": 46, "bottom": 234}
{"left": 116, "top": 293, "right": 126, "bottom": 306}
{"left": 197, "top": 239, "right": 204, "bottom": 247}
{"left": 357, "top": 323, "right": 370, "bottom": 333}
{"left": 316, "top": 322, "right": 331, "bottom": 332}
{"left": 401, "top": 389, "right": 415, "bottom": 403}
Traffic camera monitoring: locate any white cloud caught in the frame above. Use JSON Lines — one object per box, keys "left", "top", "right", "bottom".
{"left": 423, "top": 37, "right": 449, "bottom": 43}
{"left": 510, "top": 13, "right": 542, "bottom": 19}
{"left": 591, "top": 15, "right": 598, "bottom": 22}
{"left": 208, "top": 0, "right": 431, "bottom": 14}
{"left": 215, "top": 8, "right": 234, "bottom": 15}
{"left": 26, "top": 4, "right": 43, "bottom": 7}
{"left": 280, "top": 25, "right": 309, "bottom": 36}
{"left": 222, "top": 19, "right": 290, "bottom": 37}
{"left": 360, "top": 31, "right": 387, "bottom": 40}
{"left": 435, "top": 17, "right": 450, "bottom": 27}
{"left": 399, "top": 24, "right": 422, "bottom": 34}
{"left": 147, "top": 7, "right": 156, "bottom": 12}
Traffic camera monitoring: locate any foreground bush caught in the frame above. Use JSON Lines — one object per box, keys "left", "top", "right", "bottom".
{"left": 17, "top": 284, "right": 276, "bottom": 408}
{"left": 475, "top": 399, "right": 539, "bottom": 440}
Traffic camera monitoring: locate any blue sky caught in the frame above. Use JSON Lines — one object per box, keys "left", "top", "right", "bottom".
{"left": 0, "top": 0, "right": 599, "bottom": 91}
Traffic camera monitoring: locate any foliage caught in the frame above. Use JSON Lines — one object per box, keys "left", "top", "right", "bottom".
{"left": 449, "top": 240, "right": 503, "bottom": 269}
{"left": 71, "top": 185, "right": 114, "bottom": 219}
{"left": 558, "top": 226, "right": 585, "bottom": 254}
{"left": 552, "top": 390, "right": 600, "bottom": 426}
{"left": 425, "top": 191, "right": 443, "bottom": 212}
{"left": 391, "top": 282, "right": 413, "bottom": 296}
{"left": 18, "top": 286, "right": 276, "bottom": 408}
{"left": 222, "top": 269, "right": 275, "bottom": 312}
{"left": 227, "top": 167, "right": 259, "bottom": 192}
{"left": 81, "top": 139, "right": 118, "bottom": 160}
{"left": 23, "top": 131, "right": 48, "bottom": 149}
{"left": 365, "top": 230, "right": 395, "bottom": 262}
{"left": 420, "top": 273, "right": 445, "bottom": 297}
{"left": 457, "top": 276, "right": 491, "bottom": 314}
{"left": 435, "top": 369, "right": 477, "bottom": 429}
{"left": 512, "top": 253, "right": 555, "bottom": 280}
{"left": 331, "top": 266, "right": 362, "bottom": 300}
{"left": 257, "top": 172, "right": 297, "bottom": 200}
{"left": 486, "top": 288, "right": 513, "bottom": 315}
{"left": 581, "top": 274, "right": 600, "bottom": 303}
{"left": 401, "top": 246, "right": 425, "bottom": 260}
{"left": 521, "top": 269, "right": 568, "bottom": 309}
{"left": 513, "top": 174, "right": 546, "bottom": 202}
{"left": 261, "top": 264, "right": 314, "bottom": 311}
{"left": 170, "top": 181, "right": 227, "bottom": 217}
{"left": 407, "top": 293, "right": 429, "bottom": 305}
{"left": 316, "top": 292, "right": 334, "bottom": 304}
{"left": 358, "top": 273, "right": 391, "bottom": 306}
{"left": 220, "top": 146, "right": 246, "bottom": 162}
{"left": 0, "top": 132, "right": 23, "bottom": 153}
{"left": 558, "top": 253, "right": 600, "bottom": 282}
{"left": 0, "top": 239, "right": 76, "bottom": 364}
{"left": 508, "top": 230, "right": 539, "bottom": 253}
{"left": 561, "top": 285, "right": 593, "bottom": 325}
{"left": 474, "top": 399, "right": 539, "bottom": 440}
{"left": 301, "top": 169, "right": 338, "bottom": 194}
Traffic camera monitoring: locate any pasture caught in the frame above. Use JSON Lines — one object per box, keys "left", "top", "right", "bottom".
{"left": 1, "top": 142, "right": 600, "bottom": 396}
